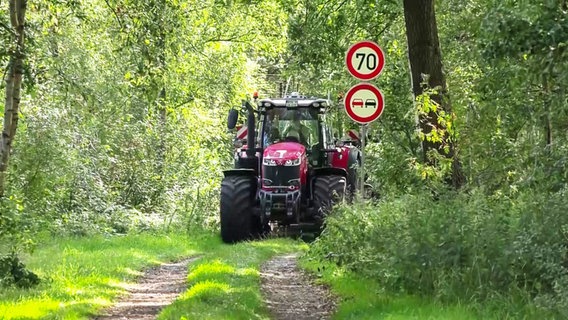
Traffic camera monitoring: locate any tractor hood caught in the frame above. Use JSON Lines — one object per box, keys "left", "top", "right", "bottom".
{"left": 263, "top": 142, "right": 305, "bottom": 166}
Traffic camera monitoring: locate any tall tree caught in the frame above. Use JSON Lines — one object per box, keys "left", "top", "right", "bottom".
{"left": 403, "top": 0, "right": 465, "bottom": 188}
{"left": 1, "top": 0, "right": 27, "bottom": 197}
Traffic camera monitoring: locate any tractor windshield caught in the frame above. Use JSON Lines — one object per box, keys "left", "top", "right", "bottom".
{"left": 262, "top": 108, "right": 320, "bottom": 147}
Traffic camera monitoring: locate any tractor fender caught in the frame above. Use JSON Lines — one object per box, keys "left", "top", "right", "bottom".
{"left": 223, "top": 169, "right": 257, "bottom": 178}
{"left": 312, "top": 167, "right": 347, "bottom": 178}
{"left": 347, "top": 146, "right": 361, "bottom": 170}
{"left": 345, "top": 147, "right": 361, "bottom": 195}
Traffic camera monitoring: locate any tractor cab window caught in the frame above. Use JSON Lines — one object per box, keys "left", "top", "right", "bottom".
{"left": 263, "top": 108, "right": 320, "bottom": 148}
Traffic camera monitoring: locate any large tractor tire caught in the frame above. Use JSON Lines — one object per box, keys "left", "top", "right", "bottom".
{"left": 313, "top": 175, "right": 346, "bottom": 220}
{"left": 220, "top": 175, "right": 258, "bottom": 243}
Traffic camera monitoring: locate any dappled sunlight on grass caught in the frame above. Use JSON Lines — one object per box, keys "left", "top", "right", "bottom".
{"left": 120, "top": 267, "right": 145, "bottom": 277}
{"left": 0, "top": 234, "right": 305, "bottom": 319}
{"left": 239, "top": 267, "right": 258, "bottom": 277}
{"left": 158, "top": 237, "right": 304, "bottom": 319}
{"left": 0, "top": 232, "right": 216, "bottom": 319}
{"left": 0, "top": 300, "right": 60, "bottom": 319}
{"left": 183, "top": 280, "right": 231, "bottom": 300}
{"left": 187, "top": 260, "right": 236, "bottom": 282}
{"left": 250, "top": 238, "right": 309, "bottom": 251}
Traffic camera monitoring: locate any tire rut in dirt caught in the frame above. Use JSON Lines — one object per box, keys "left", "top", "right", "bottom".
{"left": 260, "top": 254, "right": 336, "bottom": 320}
{"left": 94, "top": 257, "right": 198, "bottom": 320}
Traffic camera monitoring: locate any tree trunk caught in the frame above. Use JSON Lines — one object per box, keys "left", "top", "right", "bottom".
{"left": 156, "top": 87, "right": 167, "bottom": 179}
{"left": 0, "top": 0, "right": 27, "bottom": 197}
{"left": 403, "top": 0, "right": 465, "bottom": 189}
{"left": 155, "top": 11, "right": 167, "bottom": 182}
{"left": 542, "top": 76, "right": 552, "bottom": 149}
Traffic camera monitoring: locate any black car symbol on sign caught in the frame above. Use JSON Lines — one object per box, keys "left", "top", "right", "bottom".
{"left": 365, "top": 99, "right": 377, "bottom": 108}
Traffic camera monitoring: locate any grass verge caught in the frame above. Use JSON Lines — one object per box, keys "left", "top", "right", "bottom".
{"left": 159, "top": 237, "right": 307, "bottom": 319}
{"left": 0, "top": 232, "right": 215, "bottom": 319}
{"left": 298, "top": 257, "right": 483, "bottom": 320}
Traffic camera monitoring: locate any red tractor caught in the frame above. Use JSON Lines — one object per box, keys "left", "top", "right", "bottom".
{"left": 221, "top": 93, "right": 361, "bottom": 243}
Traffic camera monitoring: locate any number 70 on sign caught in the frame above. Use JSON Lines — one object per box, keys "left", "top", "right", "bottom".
{"left": 345, "top": 41, "right": 385, "bottom": 81}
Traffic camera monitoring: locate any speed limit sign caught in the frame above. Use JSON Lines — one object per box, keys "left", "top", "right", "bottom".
{"left": 345, "top": 41, "right": 385, "bottom": 81}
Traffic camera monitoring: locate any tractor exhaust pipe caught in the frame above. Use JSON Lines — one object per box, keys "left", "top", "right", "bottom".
{"left": 244, "top": 101, "right": 256, "bottom": 158}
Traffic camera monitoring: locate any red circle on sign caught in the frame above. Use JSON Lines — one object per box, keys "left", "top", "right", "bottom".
{"left": 344, "top": 83, "right": 384, "bottom": 124}
{"left": 345, "top": 41, "right": 385, "bottom": 81}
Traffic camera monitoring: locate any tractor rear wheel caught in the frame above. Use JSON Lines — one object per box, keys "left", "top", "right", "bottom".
{"left": 313, "top": 175, "right": 346, "bottom": 220}
{"left": 220, "top": 175, "right": 258, "bottom": 243}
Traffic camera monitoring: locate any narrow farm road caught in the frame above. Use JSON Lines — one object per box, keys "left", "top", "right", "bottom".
{"left": 260, "top": 254, "right": 336, "bottom": 320}
{"left": 94, "top": 257, "right": 198, "bottom": 320}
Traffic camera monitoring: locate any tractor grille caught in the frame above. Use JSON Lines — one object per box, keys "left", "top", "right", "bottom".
{"left": 262, "top": 165, "right": 300, "bottom": 188}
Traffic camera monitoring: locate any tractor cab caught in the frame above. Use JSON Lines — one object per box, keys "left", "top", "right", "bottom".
{"left": 258, "top": 93, "right": 331, "bottom": 167}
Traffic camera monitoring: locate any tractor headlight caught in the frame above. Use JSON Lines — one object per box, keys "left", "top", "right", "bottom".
{"left": 284, "top": 158, "right": 301, "bottom": 166}
{"left": 263, "top": 158, "right": 277, "bottom": 166}
{"left": 288, "top": 179, "right": 300, "bottom": 190}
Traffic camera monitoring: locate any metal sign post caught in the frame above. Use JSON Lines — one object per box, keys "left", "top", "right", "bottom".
{"left": 359, "top": 124, "right": 368, "bottom": 202}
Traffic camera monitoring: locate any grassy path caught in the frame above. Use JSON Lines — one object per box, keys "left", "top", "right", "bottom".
{"left": 0, "top": 232, "right": 209, "bottom": 319}
{"left": 0, "top": 232, "right": 487, "bottom": 319}
{"left": 0, "top": 233, "right": 305, "bottom": 319}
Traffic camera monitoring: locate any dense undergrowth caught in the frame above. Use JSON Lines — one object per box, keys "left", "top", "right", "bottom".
{"left": 309, "top": 186, "right": 568, "bottom": 317}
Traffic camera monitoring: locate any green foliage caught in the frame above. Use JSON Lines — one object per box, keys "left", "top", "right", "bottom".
{"left": 1, "top": 0, "right": 291, "bottom": 249}
{"left": 301, "top": 0, "right": 568, "bottom": 317}
{"left": 310, "top": 186, "right": 568, "bottom": 316}
{"left": 0, "top": 253, "right": 40, "bottom": 289}
{"left": 1, "top": 0, "right": 568, "bottom": 316}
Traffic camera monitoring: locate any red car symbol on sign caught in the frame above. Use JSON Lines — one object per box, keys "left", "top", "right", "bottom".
{"left": 353, "top": 99, "right": 364, "bottom": 107}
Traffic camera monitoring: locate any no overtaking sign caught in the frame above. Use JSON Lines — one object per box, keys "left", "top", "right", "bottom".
{"left": 344, "top": 83, "right": 384, "bottom": 124}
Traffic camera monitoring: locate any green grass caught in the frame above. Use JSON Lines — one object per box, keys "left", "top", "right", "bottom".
{"left": 159, "top": 237, "right": 307, "bottom": 319}
{"left": 0, "top": 232, "right": 216, "bottom": 319}
{"left": 1, "top": 232, "right": 541, "bottom": 320}
{"left": 298, "top": 257, "right": 483, "bottom": 320}
{"left": 0, "top": 232, "right": 306, "bottom": 320}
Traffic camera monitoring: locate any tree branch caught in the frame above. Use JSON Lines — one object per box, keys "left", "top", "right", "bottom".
{"left": 103, "top": 0, "right": 124, "bottom": 30}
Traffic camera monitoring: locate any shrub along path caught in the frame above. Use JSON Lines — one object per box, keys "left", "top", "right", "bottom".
{"left": 94, "top": 257, "right": 199, "bottom": 320}
{"left": 260, "top": 254, "right": 336, "bottom": 320}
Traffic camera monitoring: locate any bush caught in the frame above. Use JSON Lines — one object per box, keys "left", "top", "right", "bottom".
{"left": 310, "top": 186, "right": 568, "bottom": 315}
{"left": 0, "top": 253, "right": 40, "bottom": 289}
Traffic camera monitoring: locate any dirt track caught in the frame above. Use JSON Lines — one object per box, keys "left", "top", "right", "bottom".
{"left": 94, "top": 257, "right": 197, "bottom": 320}
{"left": 260, "top": 254, "right": 336, "bottom": 320}
{"left": 94, "top": 254, "right": 334, "bottom": 320}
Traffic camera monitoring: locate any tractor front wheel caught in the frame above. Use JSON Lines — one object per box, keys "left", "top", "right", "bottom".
{"left": 220, "top": 175, "right": 258, "bottom": 243}
{"left": 313, "top": 175, "right": 346, "bottom": 221}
